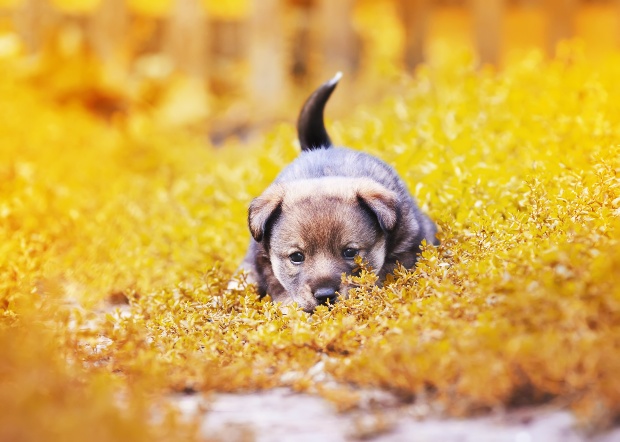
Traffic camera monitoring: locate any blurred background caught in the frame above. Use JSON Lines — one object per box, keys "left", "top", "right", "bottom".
{"left": 0, "top": 0, "right": 618, "bottom": 143}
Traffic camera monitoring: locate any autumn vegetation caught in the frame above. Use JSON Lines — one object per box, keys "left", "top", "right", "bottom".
{"left": 2, "top": 1, "right": 620, "bottom": 440}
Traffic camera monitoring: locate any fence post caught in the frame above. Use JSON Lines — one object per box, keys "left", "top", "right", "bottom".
{"left": 545, "top": 0, "right": 576, "bottom": 56}
{"left": 13, "top": 0, "right": 60, "bottom": 53}
{"left": 163, "top": 0, "right": 208, "bottom": 77}
{"left": 317, "top": 0, "right": 358, "bottom": 78}
{"left": 88, "top": 0, "right": 129, "bottom": 66}
{"left": 615, "top": 0, "right": 620, "bottom": 48}
{"left": 248, "top": 0, "right": 288, "bottom": 113}
{"left": 400, "top": 0, "right": 430, "bottom": 70}
{"left": 289, "top": 0, "right": 313, "bottom": 84}
{"left": 471, "top": 0, "right": 504, "bottom": 66}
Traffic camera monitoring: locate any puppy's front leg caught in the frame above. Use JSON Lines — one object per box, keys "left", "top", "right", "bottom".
{"left": 235, "top": 241, "right": 291, "bottom": 304}
{"left": 228, "top": 242, "right": 261, "bottom": 291}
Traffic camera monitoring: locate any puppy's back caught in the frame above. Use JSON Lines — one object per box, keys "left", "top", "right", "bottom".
{"left": 292, "top": 73, "right": 420, "bottom": 210}
{"left": 276, "top": 147, "right": 401, "bottom": 191}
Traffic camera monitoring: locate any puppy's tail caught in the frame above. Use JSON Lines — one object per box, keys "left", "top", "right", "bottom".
{"left": 297, "top": 72, "right": 342, "bottom": 151}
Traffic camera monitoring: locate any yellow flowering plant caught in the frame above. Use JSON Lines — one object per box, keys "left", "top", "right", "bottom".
{"left": 1, "top": 43, "right": 620, "bottom": 439}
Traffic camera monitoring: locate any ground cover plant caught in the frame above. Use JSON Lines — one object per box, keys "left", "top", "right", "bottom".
{"left": 2, "top": 44, "right": 620, "bottom": 440}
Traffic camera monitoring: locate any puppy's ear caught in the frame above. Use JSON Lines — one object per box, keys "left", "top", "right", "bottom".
{"left": 356, "top": 182, "right": 399, "bottom": 232}
{"left": 248, "top": 185, "right": 284, "bottom": 242}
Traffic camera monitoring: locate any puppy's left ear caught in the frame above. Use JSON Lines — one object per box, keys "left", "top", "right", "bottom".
{"left": 357, "top": 182, "right": 399, "bottom": 232}
{"left": 248, "top": 185, "right": 284, "bottom": 242}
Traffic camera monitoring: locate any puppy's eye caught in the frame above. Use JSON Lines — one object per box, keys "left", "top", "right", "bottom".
{"left": 289, "top": 252, "right": 305, "bottom": 264}
{"left": 342, "top": 248, "right": 358, "bottom": 260}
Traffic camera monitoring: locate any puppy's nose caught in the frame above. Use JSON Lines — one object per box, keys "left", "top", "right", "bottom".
{"left": 314, "top": 287, "right": 338, "bottom": 304}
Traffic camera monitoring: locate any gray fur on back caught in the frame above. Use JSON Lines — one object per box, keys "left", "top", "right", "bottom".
{"left": 276, "top": 147, "right": 401, "bottom": 191}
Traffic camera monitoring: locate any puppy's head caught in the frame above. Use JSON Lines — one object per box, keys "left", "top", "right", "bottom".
{"left": 249, "top": 177, "right": 398, "bottom": 312}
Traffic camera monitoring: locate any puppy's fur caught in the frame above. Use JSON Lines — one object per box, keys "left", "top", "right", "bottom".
{"left": 238, "top": 73, "right": 438, "bottom": 312}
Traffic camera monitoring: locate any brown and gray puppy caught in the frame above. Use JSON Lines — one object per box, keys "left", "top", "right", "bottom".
{"left": 238, "top": 73, "right": 438, "bottom": 312}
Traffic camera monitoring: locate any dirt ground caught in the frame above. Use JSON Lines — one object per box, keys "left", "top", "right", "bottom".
{"left": 173, "top": 389, "right": 620, "bottom": 441}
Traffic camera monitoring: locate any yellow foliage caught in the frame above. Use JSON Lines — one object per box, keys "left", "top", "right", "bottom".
{"left": 0, "top": 0, "right": 22, "bottom": 7}
{"left": 0, "top": 307, "right": 200, "bottom": 442}
{"left": 2, "top": 42, "right": 620, "bottom": 439}
{"left": 127, "top": 0, "right": 173, "bottom": 17}
{"left": 50, "top": 0, "right": 102, "bottom": 13}
{"left": 203, "top": 0, "right": 249, "bottom": 20}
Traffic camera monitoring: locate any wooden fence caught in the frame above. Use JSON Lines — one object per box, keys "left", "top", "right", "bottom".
{"left": 2, "top": 0, "right": 619, "bottom": 113}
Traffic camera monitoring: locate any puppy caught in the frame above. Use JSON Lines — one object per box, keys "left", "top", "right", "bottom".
{"left": 238, "top": 73, "right": 438, "bottom": 312}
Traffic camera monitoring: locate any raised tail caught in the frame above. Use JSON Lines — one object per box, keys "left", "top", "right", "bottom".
{"left": 297, "top": 72, "right": 342, "bottom": 151}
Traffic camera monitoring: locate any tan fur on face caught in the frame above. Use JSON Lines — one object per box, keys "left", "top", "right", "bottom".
{"left": 248, "top": 177, "right": 396, "bottom": 312}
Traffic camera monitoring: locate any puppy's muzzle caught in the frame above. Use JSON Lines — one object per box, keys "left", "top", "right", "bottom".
{"left": 314, "top": 287, "right": 338, "bottom": 305}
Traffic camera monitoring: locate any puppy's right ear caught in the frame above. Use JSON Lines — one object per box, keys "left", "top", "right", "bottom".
{"left": 248, "top": 185, "right": 284, "bottom": 242}
{"left": 356, "top": 181, "right": 399, "bottom": 232}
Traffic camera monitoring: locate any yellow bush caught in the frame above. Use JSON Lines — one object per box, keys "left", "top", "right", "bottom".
{"left": 1, "top": 43, "right": 620, "bottom": 439}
